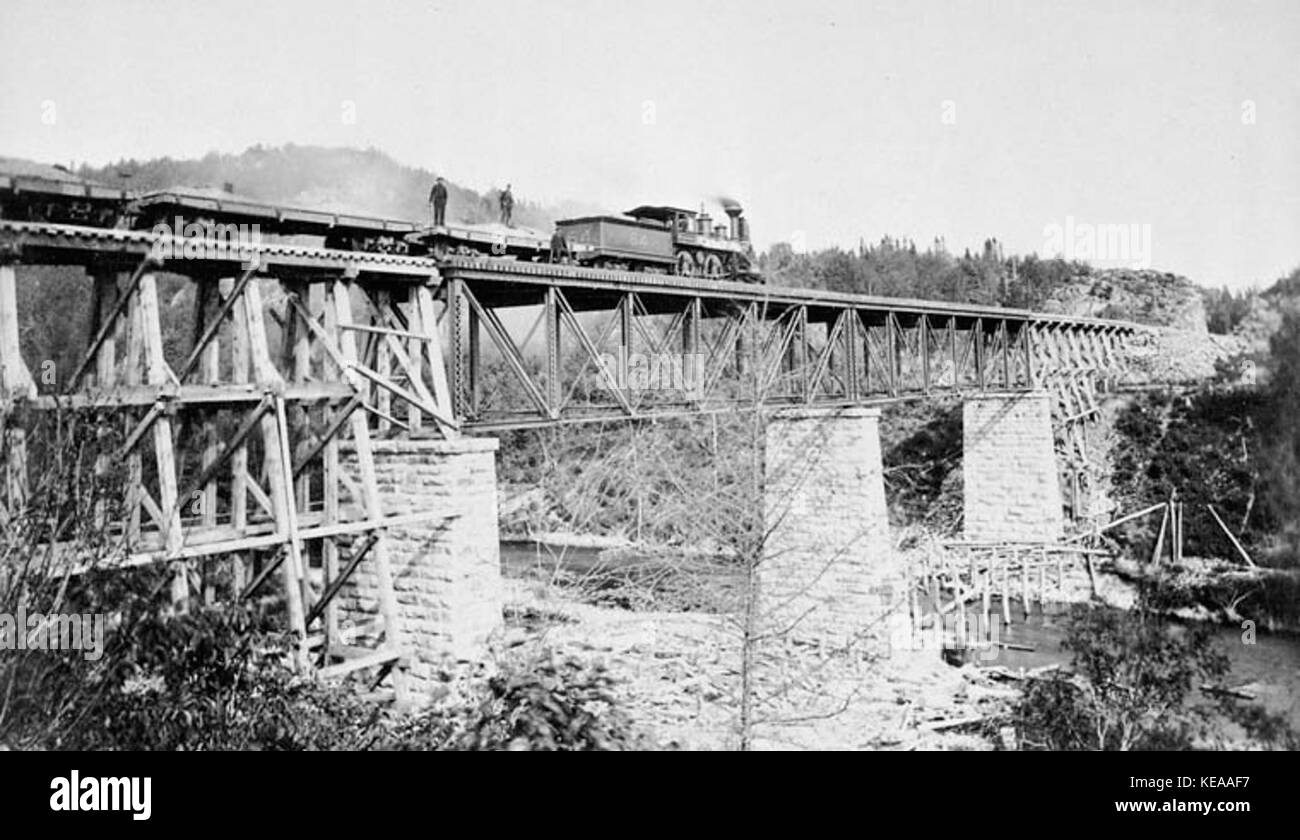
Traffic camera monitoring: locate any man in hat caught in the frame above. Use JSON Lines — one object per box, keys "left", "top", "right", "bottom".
{"left": 429, "top": 176, "right": 448, "bottom": 227}
{"left": 549, "top": 226, "right": 571, "bottom": 264}
{"left": 499, "top": 183, "right": 514, "bottom": 226}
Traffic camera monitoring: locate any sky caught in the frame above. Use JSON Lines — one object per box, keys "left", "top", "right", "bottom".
{"left": 1, "top": 0, "right": 1297, "bottom": 288}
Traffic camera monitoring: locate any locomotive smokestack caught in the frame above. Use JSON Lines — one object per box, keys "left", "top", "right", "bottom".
{"left": 724, "top": 204, "right": 743, "bottom": 240}
{"left": 717, "top": 196, "right": 744, "bottom": 240}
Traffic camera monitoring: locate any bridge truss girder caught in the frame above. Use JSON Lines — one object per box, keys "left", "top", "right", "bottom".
{"left": 440, "top": 261, "right": 1135, "bottom": 432}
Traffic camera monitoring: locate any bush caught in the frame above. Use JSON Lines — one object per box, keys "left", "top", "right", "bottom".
{"left": 1012, "top": 600, "right": 1298, "bottom": 750}
{"left": 2, "top": 595, "right": 649, "bottom": 751}
{"left": 443, "top": 652, "right": 650, "bottom": 751}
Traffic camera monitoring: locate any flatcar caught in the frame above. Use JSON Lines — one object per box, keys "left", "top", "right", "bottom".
{"left": 132, "top": 186, "right": 420, "bottom": 254}
{"left": 0, "top": 167, "right": 134, "bottom": 228}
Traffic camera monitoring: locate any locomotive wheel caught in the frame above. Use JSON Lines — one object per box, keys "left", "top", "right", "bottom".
{"left": 676, "top": 251, "right": 697, "bottom": 276}
{"left": 702, "top": 254, "right": 724, "bottom": 278}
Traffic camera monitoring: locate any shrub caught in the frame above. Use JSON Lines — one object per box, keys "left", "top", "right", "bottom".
{"left": 2, "top": 596, "right": 649, "bottom": 751}
{"left": 445, "top": 652, "right": 650, "bottom": 751}
{"left": 1012, "top": 600, "right": 1298, "bottom": 750}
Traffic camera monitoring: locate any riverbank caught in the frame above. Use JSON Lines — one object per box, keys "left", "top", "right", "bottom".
{"left": 497, "top": 536, "right": 1300, "bottom": 747}
{"left": 499, "top": 576, "right": 1012, "bottom": 750}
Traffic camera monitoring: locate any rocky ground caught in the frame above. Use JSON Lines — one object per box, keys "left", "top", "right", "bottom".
{"left": 498, "top": 576, "right": 1019, "bottom": 750}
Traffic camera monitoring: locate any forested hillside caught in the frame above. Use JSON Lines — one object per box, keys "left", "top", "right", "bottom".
{"left": 77, "top": 144, "right": 600, "bottom": 231}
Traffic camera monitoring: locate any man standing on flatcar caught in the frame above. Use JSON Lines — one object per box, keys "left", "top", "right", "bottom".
{"left": 429, "top": 176, "right": 448, "bottom": 227}
{"left": 549, "top": 226, "right": 571, "bottom": 264}
{"left": 499, "top": 183, "right": 514, "bottom": 226}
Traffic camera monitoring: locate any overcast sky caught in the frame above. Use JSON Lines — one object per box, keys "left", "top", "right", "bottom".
{"left": 1, "top": 0, "right": 1296, "bottom": 287}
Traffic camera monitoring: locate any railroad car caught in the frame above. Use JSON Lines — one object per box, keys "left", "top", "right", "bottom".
{"left": 0, "top": 167, "right": 134, "bottom": 228}
{"left": 0, "top": 162, "right": 761, "bottom": 281}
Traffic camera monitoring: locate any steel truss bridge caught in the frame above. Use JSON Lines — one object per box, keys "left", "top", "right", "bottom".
{"left": 440, "top": 257, "right": 1137, "bottom": 429}
{"left": 0, "top": 219, "right": 1144, "bottom": 677}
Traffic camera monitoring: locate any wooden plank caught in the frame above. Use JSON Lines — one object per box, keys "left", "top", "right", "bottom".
{"left": 350, "top": 360, "right": 455, "bottom": 429}
{"left": 412, "top": 284, "right": 458, "bottom": 433}
{"left": 90, "top": 271, "right": 121, "bottom": 528}
{"left": 374, "top": 290, "right": 391, "bottom": 434}
{"left": 176, "top": 262, "right": 258, "bottom": 381}
{"left": 404, "top": 293, "right": 423, "bottom": 431}
{"left": 305, "top": 533, "right": 376, "bottom": 628}
{"left": 194, "top": 281, "right": 220, "bottom": 569}
{"left": 323, "top": 404, "right": 341, "bottom": 645}
{"left": 177, "top": 398, "right": 273, "bottom": 505}
{"left": 292, "top": 395, "right": 362, "bottom": 479}
{"left": 316, "top": 648, "right": 405, "bottom": 680}
{"left": 275, "top": 394, "right": 314, "bottom": 628}
{"left": 241, "top": 469, "right": 276, "bottom": 519}
{"left": 0, "top": 264, "right": 33, "bottom": 400}
{"left": 360, "top": 399, "right": 411, "bottom": 431}
{"left": 1150, "top": 503, "right": 1170, "bottom": 566}
{"left": 90, "top": 271, "right": 119, "bottom": 386}
{"left": 338, "top": 321, "right": 425, "bottom": 341}
{"left": 67, "top": 256, "right": 151, "bottom": 388}
{"left": 105, "top": 509, "right": 450, "bottom": 570}
{"left": 242, "top": 279, "right": 308, "bottom": 659}
{"left": 379, "top": 327, "right": 450, "bottom": 426}
{"left": 29, "top": 381, "right": 351, "bottom": 409}
{"left": 331, "top": 280, "right": 404, "bottom": 662}
{"left": 283, "top": 283, "right": 313, "bottom": 613}
{"left": 321, "top": 289, "right": 343, "bottom": 645}
{"left": 1207, "top": 504, "right": 1256, "bottom": 567}
{"left": 137, "top": 273, "right": 185, "bottom": 566}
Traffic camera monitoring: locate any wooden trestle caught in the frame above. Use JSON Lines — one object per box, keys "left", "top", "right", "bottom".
{"left": 0, "top": 221, "right": 458, "bottom": 684}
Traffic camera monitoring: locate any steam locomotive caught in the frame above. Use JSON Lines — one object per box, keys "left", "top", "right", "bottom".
{"left": 0, "top": 164, "right": 761, "bottom": 282}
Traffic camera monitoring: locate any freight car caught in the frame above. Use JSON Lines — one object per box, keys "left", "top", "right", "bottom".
{"left": 0, "top": 167, "right": 134, "bottom": 228}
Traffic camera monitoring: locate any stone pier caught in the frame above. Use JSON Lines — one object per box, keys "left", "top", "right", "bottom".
{"left": 760, "top": 407, "right": 904, "bottom": 652}
{"left": 340, "top": 437, "right": 503, "bottom": 695}
{"left": 962, "top": 391, "right": 1063, "bottom": 542}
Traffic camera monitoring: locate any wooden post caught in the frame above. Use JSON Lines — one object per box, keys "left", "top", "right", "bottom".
{"left": 1173, "top": 500, "right": 1183, "bottom": 565}
{"left": 321, "top": 284, "right": 342, "bottom": 648}
{"left": 1001, "top": 557, "right": 1011, "bottom": 626}
{"left": 228, "top": 273, "right": 251, "bottom": 593}
{"left": 955, "top": 590, "right": 967, "bottom": 647}
{"left": 331, "top": 280, "right": 405, "bottom": 698}
{"left": 195, "top": 278, "right": 220, "bottom": 605}
{"left": 980, "top": 561, "right": 991, "bottom": 637}
{"left": 138, "top": 272, "right": 185, "bottom": 606}
{"left": 281, "top": 281, "right": 314, "bottom": 617}
{"left": 1207, "top": 504, "right": 1256, "bottom": 567}
{"left": 89, "top": 271, "right": 121, "bottom": 528}
{"left": 243, "top": 279, "right": 309, "bottom": 664}
{"left": 414, "top": 282, "right": 456, "bottom": 434}
{"left": 0, "top": 261, "right": 34, "bottom": 514}
{"left": 124, "top": 286, "right": 144, "bottom": 542}
{"left": 374, "top": 290, "right": 391, "bottom": 435}
{"left": 1150, "top": 503, "right": 1170, "bottom": 566}
{"left": 403, "top": 289, "right": 422, "bottom": 432}
{"left": 1019, "top": 551, "right": 1030, "bottom": 619}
